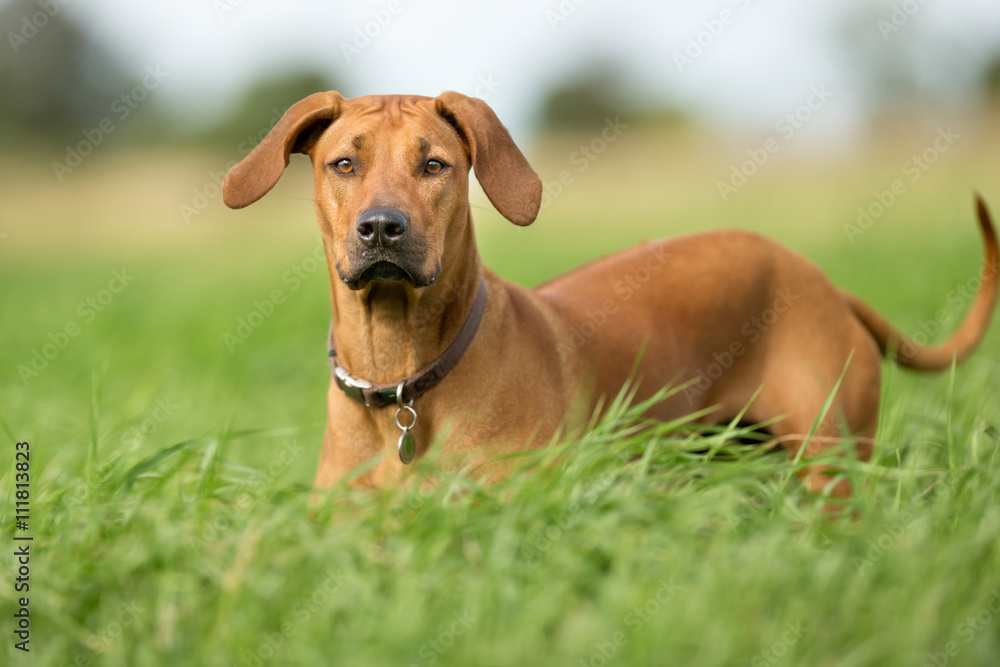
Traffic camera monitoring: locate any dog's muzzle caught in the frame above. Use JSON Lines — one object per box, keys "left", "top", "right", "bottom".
{"left": 339, "top": 207, "right": 436, "bottom": 290}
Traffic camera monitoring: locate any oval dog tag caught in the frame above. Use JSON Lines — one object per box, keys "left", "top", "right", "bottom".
{"left": 398, "top": 431, "right": 416, "bottom": 464}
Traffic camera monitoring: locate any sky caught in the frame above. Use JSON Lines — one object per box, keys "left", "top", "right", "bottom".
{"left": 13, "top": 0, "right": 1000, "bottom": 143}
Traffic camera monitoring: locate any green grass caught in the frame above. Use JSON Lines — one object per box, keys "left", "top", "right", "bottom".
{"left": 2, "top": 130, "right": 1000, "bottom": 665}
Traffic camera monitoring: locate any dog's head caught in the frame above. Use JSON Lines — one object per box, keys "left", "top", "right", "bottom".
{"left": 223, "top": 91, "right": 542, "bottom": 291}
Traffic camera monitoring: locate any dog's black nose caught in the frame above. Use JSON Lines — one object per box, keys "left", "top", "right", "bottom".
{"left": 357, "top": 208, "right": 409, "bottom": 247}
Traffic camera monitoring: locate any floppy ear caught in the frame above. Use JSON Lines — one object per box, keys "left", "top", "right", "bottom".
{"left": 435, "top": 91, "right": 542, "bottom": 226}
{"left": 223, "top": 91, "right": 344, "bottom": 209}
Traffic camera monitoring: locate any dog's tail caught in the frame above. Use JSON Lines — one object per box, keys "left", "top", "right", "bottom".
{"left": 841, "top": 195, "right": 999, "bottom": 372}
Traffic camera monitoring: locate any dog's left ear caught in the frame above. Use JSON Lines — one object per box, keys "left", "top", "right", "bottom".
{"left": 435, "top": 91, "right": 542, "bottom": 226}
{"left": 223, "top": 91, "right": 344, "bottom": 209}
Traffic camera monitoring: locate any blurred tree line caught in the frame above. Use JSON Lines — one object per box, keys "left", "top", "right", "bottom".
{"left": 0, "top": 0, "right": 133, "bottom": 147}
{"left": 2, "top": 0, "right": 1000, "bottom": 154}
{"left": 534, "top": 60, "right": 690, "bottom": 131}
{"left": 0, "top": 0, "right": 340, "bottom": 152}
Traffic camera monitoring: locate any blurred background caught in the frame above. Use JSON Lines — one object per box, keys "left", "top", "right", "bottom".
{"left": 5, "top": 6, "right": 1000, "bottom": 663}
{"left": 2, "top": 0, "right": 999, "bottom": 479}
{"left": 2, "top": 0, "right": 1000, "bottom": 253}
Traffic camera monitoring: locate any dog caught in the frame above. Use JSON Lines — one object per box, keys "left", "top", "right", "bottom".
{"left": 223, "top": 91, "right": 998, "bottom": 498}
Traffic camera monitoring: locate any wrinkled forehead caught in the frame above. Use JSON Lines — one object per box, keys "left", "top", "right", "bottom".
{"left": 316, "top": 95, "right": 467, "bottom": 159}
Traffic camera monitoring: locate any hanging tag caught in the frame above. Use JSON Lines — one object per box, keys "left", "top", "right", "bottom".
{"left": 394, "top": 395, "right": 418, "bottom": 464}
{"left": 398, "top": 429, "right": 416, "bottom": 464}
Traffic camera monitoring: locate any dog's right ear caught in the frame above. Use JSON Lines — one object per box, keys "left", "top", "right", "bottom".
{"left": 223, "top": 91, "right": 343, "bottom": 209}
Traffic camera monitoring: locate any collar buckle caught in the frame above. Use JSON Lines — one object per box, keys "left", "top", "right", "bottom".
{"left": 333, "top": 365, "right": 373, "bottom": 405}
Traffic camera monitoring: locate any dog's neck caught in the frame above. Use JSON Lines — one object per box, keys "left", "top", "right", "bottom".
{"left": 326, "top": 218, "right": 483, "bottom": 385}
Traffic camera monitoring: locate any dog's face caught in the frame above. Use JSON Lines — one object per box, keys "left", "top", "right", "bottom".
{"left": 223, "top": 91, "right": 543, "bottom": 293}
{"left": 310, "top": 96, "right": 471, "bottom": 290}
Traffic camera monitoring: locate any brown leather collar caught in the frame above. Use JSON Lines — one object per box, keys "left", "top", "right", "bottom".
{"left": 328, "top": 276, "right": 488, "bottom": 408}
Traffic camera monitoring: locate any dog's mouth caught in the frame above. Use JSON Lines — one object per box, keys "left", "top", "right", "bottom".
{"left": 360, "top": 260, "right": 412, "bottom": 283}
{"left": 343, "top": 260, "right": 437, "bottom": 291}
{"left": 340, "top": 238, "right": 438, "bottom": 291}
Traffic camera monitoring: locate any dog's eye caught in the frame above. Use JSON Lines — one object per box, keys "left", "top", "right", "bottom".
{"left": 425, "top": 160, "right": 444, "bottom": 175}
{"left": 333, "top": 159, "right": 354, "bottom": 174}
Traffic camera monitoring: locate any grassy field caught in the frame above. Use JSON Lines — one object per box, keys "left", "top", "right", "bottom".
{"left": 2, "top": 121, "right": 999, "bottom": 665}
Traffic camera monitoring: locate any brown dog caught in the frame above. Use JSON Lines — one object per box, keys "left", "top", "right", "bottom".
{"left": 223, "top": 91, "right": 998, "bottom": 497}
